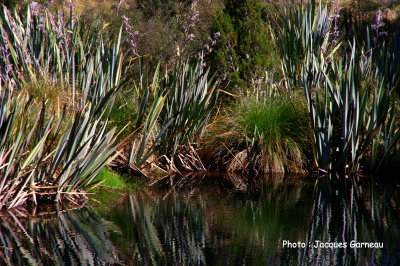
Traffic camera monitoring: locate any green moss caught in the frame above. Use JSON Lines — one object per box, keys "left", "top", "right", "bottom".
{"left": 92, "top": 168, "right": 144, "bottom": 190}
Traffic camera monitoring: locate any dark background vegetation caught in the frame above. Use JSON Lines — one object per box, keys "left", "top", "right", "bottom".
{"left": 5, "top": 0, "right": 399, "bottom": 89}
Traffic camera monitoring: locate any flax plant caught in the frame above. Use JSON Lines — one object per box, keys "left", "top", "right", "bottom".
{"left": 284, "top": 1, "right": 400, "bottom": 175}
{"left": 129, "top": 61, "right": 219, "bottom": 172}
{"left": 302, "top": 39, "right": 400, "bottom": 175}
{"left": 273, "top": 0, "right": 334, "bottom": 92}
{"left": 0, "top": 4, "right": 123, "bottom": 209}
{"left": 0, "top": 90, "right": 118, "bottom": 209}
{"left": 0, "top": 3, "right": 123, "bottom": 108}
{"left": 0, "top": 92, "right": 51, "bottom": 209}
{"left": 157, "top": 62, "right": 219, "bottom": 169}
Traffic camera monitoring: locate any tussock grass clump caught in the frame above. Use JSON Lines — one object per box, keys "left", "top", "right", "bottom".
{"left": 206, "top": 94, "right": 309, "bottom": 174}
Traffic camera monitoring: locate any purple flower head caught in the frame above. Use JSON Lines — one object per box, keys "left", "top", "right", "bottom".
{"left": 196, "top": 32, "right": 221, "bottom": 68}
{"left": 372, "top": 10, "right": 388, "bottom": 44}
{"left": 30, "top": 1, "right": 48, "bottom": 33}
{"left": 38, "top": 15, "right": 46, "bottom": 33}
{"left": 183, "top": 0, "right": 200, "bottom": 41}
{"left": 329, "top": 13, "right": 340, "bottom": 21}
{"left": 328, "top": 0, "right": 342, "bottom": 46}
{"left": 67, "top": 0, "right": 76, "bottom": 9}
{"left": 122, "top": 16, "right": 140, "bottom": 56}
{"left": 372, "top": 11, "right": 385, "bottom": 31}
{"left": 48, "top": 12, "right": 57, "bottom": 31}
{"left": 30, "top": 2, "right": 40, "bottom": 16}
{"left": 122, "top": 16, "right": 129, "bottom": 26}
{"left": 0, "top": 38, "right": 13, "bottom": 82}
{"left": 56, "top": 11, "right": 70, "bottom": 48}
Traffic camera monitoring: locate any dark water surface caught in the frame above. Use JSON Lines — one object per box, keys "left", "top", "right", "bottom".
{"left": 1, "top": 175, "right": 400, "bottom": 265}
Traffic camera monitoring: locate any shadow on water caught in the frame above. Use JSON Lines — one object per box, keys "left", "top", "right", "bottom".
{"left": 1, "top": 174, "right": 400, "bottom": 265}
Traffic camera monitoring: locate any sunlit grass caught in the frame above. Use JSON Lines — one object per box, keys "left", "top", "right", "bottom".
{"left": 93, "top": 168, "right": 143, "bottom": 189}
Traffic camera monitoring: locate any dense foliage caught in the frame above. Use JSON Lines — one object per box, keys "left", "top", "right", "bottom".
{"left": 2, "top": 0, "right": 400, "bottom": 209}
{"left": 210, "top": 0, "right": 276, "bottom": 88}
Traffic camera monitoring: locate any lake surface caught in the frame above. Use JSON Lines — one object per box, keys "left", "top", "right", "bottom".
{"left": 1, "top": 174, "right": 399, "bottom": 265}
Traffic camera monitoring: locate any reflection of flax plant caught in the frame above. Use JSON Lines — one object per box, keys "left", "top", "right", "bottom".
{"left": 0, "top": 208, "right": 120, "bottom": 264}
{"left": 128, "top": 192, "right": 206, "bottom": 265}
{"left": 299, "top": 179, "right": 397, "bottom": 265}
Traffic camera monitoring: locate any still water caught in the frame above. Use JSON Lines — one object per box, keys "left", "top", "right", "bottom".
{"left": 1, "top": 175, "right": 399, "bottom": 265}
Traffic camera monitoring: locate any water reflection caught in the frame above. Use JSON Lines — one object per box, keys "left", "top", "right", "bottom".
{"left": 0, "top": 206, "right": 123, "bottom": 265}
{"left": 299, "top": 178, "right": 400, "bottom": 266}
{"left": 1, "top": 175, "right": 399, "bottom": 265}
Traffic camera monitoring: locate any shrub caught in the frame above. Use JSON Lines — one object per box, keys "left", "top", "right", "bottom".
{"left": 209, "top": 0, "right": 277, "bottom": 89}
{"left": 73, "top": 0, "right": 219, "bottom": 68}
